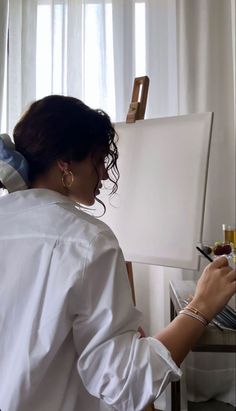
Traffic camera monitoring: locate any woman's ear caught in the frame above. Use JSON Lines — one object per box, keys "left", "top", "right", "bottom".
{"left": 57, "top": 159, "right": 71, "bottom": 172}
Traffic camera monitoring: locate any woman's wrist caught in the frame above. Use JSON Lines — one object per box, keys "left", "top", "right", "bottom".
{"left": 179, "top": 306, "right": 209, "bottom": 326}
{"left": 187, "top": 298, "right": 214, "bottom": 323}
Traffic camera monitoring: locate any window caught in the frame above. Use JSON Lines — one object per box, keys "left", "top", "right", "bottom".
{"left": 36, "top": 1, "right": 146, "bottom": 119}
{"left": 1, "top": 0, "right": 147, "bottom": 130}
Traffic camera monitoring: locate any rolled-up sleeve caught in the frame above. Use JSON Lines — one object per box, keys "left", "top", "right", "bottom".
{"left": 72, "top": 229, "right": 182, "bottom": 411}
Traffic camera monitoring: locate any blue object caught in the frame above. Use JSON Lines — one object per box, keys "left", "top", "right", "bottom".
{"left": 0, "top": 134, "right": 29, "bottom": 192}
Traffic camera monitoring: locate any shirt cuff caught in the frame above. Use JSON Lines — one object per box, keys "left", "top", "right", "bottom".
{"left": 146, "top": 337, "right": 182, "bottom": 399}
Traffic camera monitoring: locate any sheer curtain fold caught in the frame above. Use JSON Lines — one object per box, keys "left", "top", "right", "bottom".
{"left": 0, "top": 0, "right": 9, "bottom": 131}
{"left": 112, "top": 0, "right": 135, "bottom": 121}
{"left": 146, "top": 0, "right": 178, "bottom": 118}
{"left": 8, "top": 0, "right": 37, "bottom": 134}
{"left": 51, "top": 0, "right": 67, "bottom": 94}
{"left": 67, "top": 0, "right": 83, "bottom": 97}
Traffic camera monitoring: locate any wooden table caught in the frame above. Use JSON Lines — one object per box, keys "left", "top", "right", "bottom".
{"left": 169, "top": 280, "right": 236, "bottom": 411}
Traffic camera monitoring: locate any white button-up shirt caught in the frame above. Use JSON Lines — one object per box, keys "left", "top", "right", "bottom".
{"left": 0, "top": 189, "right": 181, "bottom": 411}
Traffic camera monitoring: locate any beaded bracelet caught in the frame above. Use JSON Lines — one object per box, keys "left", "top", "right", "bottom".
{"left": 179, "top": 309, "right": 208, "bottom": 326}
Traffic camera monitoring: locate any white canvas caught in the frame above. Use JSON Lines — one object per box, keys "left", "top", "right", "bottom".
{"left": 97, "top": 112, "right": 213, "bottom": 270}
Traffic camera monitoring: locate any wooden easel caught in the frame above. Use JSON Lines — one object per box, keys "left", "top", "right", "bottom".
{"left": 125, "top": 75, "right": 149, "bottom": 306}
{"left": 126, "top": 76, "right": 149, "bottom": 123}
{"left": 125, "top": 76, "right": 156, "bottom": 411}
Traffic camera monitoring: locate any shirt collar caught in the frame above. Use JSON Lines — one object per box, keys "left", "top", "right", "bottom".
{"left": 0, "top": 188, "right": 77, "bottom": 214}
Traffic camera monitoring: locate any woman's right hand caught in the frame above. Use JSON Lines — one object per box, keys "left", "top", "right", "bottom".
{"left": 156, "top": 257, "right": 235, "bottom": 366}
{"left": 190, "top": 256, "right": 236, "bottom": 321}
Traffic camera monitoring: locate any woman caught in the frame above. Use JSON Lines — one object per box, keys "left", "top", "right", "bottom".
{"left": 0, "top": 95, "right": 235, "bottom": 411}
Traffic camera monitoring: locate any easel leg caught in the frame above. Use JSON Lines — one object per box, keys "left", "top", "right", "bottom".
{"left": 170, "top": 299, "right": 181, "bottom": 411}
{"left": 171, "top": 381, "right": 181, "bottom": 411}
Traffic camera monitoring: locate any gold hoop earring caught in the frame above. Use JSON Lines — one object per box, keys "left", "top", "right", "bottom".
{"left": 61, "top": 170, "right": 74, "bottom": 188}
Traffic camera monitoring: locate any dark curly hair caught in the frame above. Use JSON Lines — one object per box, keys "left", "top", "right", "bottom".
{"left": 13, "top": 95, "right": 119, "bottom": 207}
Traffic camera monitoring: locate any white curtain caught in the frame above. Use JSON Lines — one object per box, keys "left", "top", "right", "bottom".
{"left": 176, "top": 1, "right": 236, "bottom": 409}
{"left": 4, "top": 0, "right": 179, "bottom": 132}
{"left": 0, "top": 0, "right": 8, "bottom": 130}
{"left": 0, "top": 0, "right": 235, "bottom": 410}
